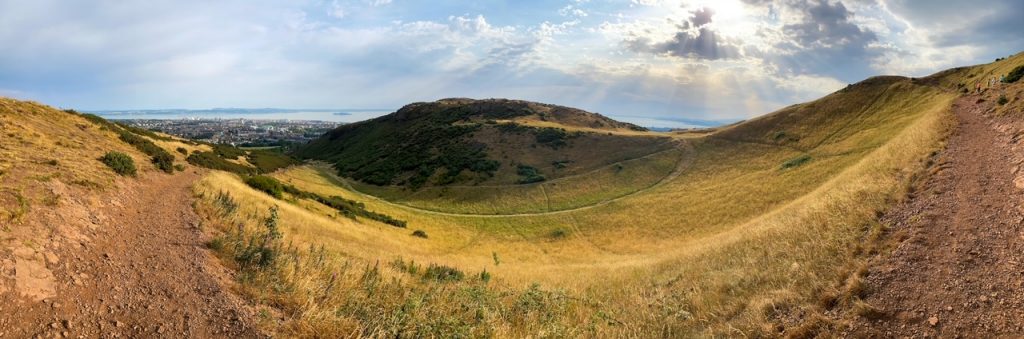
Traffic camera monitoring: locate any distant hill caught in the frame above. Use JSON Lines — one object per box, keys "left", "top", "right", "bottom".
{"left": 293, "top": 98, "right": 673, "bottom": 188}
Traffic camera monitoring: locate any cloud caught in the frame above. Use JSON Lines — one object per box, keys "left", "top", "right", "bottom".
{"left": 623, "top": 7, "right": 744, "bottom": 60}
{"left": 0, "top": 0, "right": 1018, "bottom": 125}
{"left": 328, "top": 0, "right": 346, "bottom": 18}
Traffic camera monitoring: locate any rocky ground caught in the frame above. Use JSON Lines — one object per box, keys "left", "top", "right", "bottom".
{"left": 850, "top": 90, "right": 1024, "bottom": 337}
{"left": 0, "top": 170, "right": 261, "bottom": 338}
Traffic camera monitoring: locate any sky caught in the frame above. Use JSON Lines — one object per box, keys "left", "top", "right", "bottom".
{"left": 0, "top": 0, "right": 1021, "bottom": 127}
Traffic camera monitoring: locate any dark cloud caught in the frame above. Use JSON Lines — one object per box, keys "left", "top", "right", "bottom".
{"left": 782, "top": 1, "right": 876, "bottom": 49}
{"left": 690, "top": 7, "right": 714, "bottom": 27}
{"left": 883, "top": 0, "right": 1024, "bottom": 52}
{"left": 735, "top": 0, "right": 886, "bottom": 81}
{"left": 625, "top": 7, "right": 743, "bottom": 60}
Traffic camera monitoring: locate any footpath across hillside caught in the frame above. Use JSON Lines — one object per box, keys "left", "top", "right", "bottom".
{"left": 849, "top": 86, "right": 1024, "bottom": 336}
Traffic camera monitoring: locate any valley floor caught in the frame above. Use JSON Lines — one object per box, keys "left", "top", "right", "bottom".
{"left": 0, "top": 171, "right": 261, "bottom": 338}
{"left": 850, "top": 94, "right": 1024, "bottom": 336}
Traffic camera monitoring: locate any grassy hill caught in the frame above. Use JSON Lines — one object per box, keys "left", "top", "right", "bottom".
{"left": 294, "top": 98, "right": 672, "bottom": 189}
{"left": 187, "top": 55, "right": 1024, "bottom": 337}
{"left": 6, "top": 53, "right": 1022, "bottom": 337}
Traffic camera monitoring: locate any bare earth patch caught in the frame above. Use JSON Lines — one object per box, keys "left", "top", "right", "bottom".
{"left": 0, "top": 170, "right": 261, "bottom": 338}
{"left": 850, "top": 93, "right": 1024, "bottom": 336}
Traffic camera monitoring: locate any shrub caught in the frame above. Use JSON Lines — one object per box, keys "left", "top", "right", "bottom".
{"left": 100, "top": 151, "right": 136, "bottom": 176}
{"left": 998, "top": 95, "right": 1009, "bottom": 105}
{"left": 235, "top": 207, "right": 283, "bottom": 269}
{"left": 247, "top": 149, "right": 300, "bottom": 173}
{"left": 423, "top": 264, "right": 464, "bottom": 282}
{"left": 781, "top": 154, "right": 812, "bottom": 170}
{"left": 173, "top": 164, "right": 186, "bottom": 172}
{"left": 411, "top": 230, "right": 428, "bottom": 238}
{"left": 214, "top": 191, "right": 239, "bottom": 215}
{"left": 1005, "top": 65, "right": 1024, "bottom": 83}
{"left": 550, "top": 228, "right": 568, "bottom": 239}
{"left": 245, "top": 175, "right": 284, "bottom": 199}
{"left": 516, "top": 165, "right": 546, "bottom": 184}
{"left": 176, "top": 147, "right": 188, "bottom": 155}
{"left": 151, "top": 153, "right": 175, "bottom": 173}
{"left": 46, "top": 159, "right": 58, "bottom": 166}
{"left": 117, "top": 130, "right": 175, "bottom": 173}
{"left": 551, "top": 160, "right": 570, "bottom": 169}
{"left": 534, "top": 127, "right": 572, "bottom": 148}
{"left": 116, "top": 123, "right": 174, "bottom": 141}
{"left": 187, "top": 151, "right": 256, "bottom": 175}
{"left": 213, "top": 144, "right": 247, "bottom": 159}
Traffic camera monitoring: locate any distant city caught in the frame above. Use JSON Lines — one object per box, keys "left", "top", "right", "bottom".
{"left": 114, "top": 118, "right": 342, "bottom": 147}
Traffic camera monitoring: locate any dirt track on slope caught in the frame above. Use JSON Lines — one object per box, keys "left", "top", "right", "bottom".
{"left": 850, "top": 93, "right": 1024, "bottom": 337}
{"left": 0, "top": 171, "right": 261, "bottom": 338}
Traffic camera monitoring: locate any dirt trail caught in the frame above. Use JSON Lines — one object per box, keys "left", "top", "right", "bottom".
{"left": 0, "top": 171, "right": 261, "bottom": 338}
{"left": 850, "top": 94, "right": 1024, "bottom": 337}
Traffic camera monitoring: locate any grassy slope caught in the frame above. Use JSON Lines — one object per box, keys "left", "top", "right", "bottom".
{"left": 294, "top": 98, "right": 671, "bottom": 188}
{"left": 193, "top": 60, "right": 969, "bottom": 337}
{"left": 0, "top": 100, "right": 154, "bottom": 204}
{"left": 345, "top": 146, "right": 683, "bottom": 214}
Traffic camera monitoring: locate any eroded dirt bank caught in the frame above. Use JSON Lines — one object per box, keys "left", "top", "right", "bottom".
{"left": 0, "top": 170, "right": 261, "bottom": 338}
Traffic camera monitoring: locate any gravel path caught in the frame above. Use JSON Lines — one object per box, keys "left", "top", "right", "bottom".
{"left": 851, "top": 93, "right": 1024, "bottom": 337}
{"left": 0, "top": 170, "right": 262, "bottom": 338}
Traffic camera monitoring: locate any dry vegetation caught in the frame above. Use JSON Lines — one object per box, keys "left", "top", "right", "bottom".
{"left": 5, "top": 54, "right": 1017, "bottom": 337}
{"left": 188, "top": 62, "right": 974, "bottom": 337}
{"left": 0, "top": 100, "right": 155, "bottom": 222}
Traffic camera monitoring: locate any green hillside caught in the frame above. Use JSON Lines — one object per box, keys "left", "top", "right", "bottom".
{"left": 293, "top": 98, "right": 671, "bottom": 189}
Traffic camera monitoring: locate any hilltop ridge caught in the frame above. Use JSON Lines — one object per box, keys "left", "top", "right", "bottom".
{"left": 295, "top": 98, "right": 672, "bottom": 188}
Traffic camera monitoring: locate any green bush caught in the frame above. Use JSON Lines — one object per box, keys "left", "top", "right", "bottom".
{"left": 781, "top": 154, "right": 812, "bottom": 169}
{"left": 534, "top": 127, "right": 572, "bottom": 148}
{"left": 176, "top": 147, "right": 188, "bottom": 155}
{"left": 234, "top": 207, "right": 283, "bottom": 269}
{"left": 1005, "top": 65, "right": 1024, "bottom": 83}
{"left": 411, "top": 230, "right": 428, "bottom": 238}
{"left": 516, "top": 165, "right": 546, "bottom": 184}
{"left": 282, "top": 184, "right": 408, "bottom": 228}
{"left": 998, "top": 95, "right": 1009, "bottom": 105}
{"left": 423, "top": 264, "right": 464, "bottom": 282}
{"left": 151, "top": 153, "right": 175, "bottom": 173}
{"left": 117, "top": 130, "right": 175, "bottom": 173}
{"left": 245, "top": 175, "right": 285, "bottom": 199}
{"left": 100, "top": 151, "right": 137, "bottom": 176}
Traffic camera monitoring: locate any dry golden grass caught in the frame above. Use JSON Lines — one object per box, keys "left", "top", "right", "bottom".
{"left": 190, "top": 73, "right": 961, "bottom": 337}
{"left": 0, "top": 98, "right": 165, "bottom": 221}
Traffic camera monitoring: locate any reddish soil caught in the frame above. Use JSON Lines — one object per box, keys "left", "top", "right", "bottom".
{"left": 0, "top": 170, "right": 261, "bottom": 338}
{"left": 850, "top": 93, "right": 1024, "bottom": 337}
